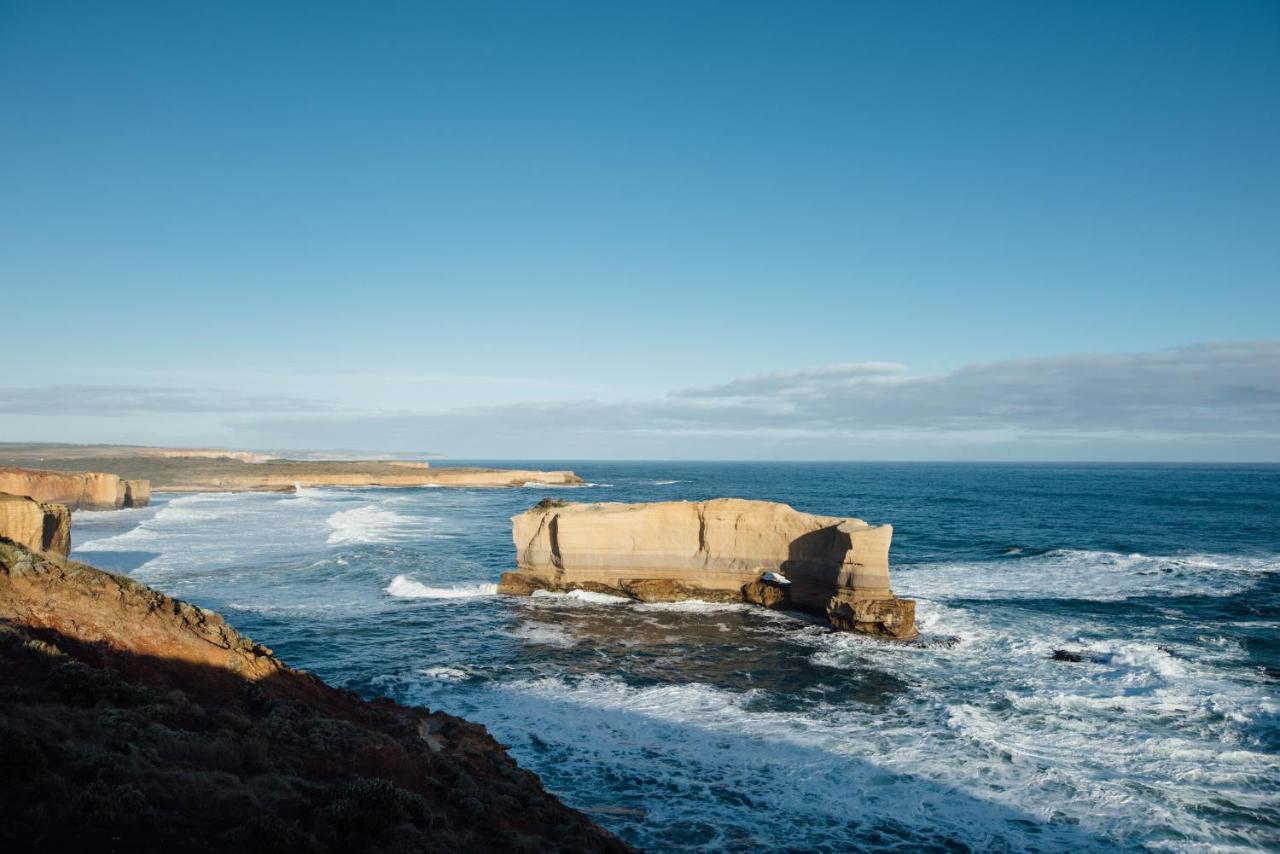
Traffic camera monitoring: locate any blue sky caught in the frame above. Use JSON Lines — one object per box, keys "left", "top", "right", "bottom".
{"left": 2, "top": 1, "right": 1277, "bottom": 459}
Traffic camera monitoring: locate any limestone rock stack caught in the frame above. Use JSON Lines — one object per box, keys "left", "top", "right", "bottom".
{"left": 498, "top": 498, "right": 917, "bottom": 639}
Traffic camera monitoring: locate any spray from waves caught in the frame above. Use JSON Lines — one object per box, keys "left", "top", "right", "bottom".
{"left": 325, "top": 505, "right": 415, "bottom": 545}
{"left": 385, "top": 575, "right": 498, "bottom": 599}
{"left": 895, "top": 548, "right": 1280, "bottom": 603}
{"left": 521, "top": 481, "right": 610, "bottom": 489}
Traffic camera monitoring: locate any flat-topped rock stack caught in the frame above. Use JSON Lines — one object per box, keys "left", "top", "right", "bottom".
{"left": 498, "top": 498, "right": 917, "bottom": 639}
{"left": 0, "top": 466, "right": 150, "bottom": 510}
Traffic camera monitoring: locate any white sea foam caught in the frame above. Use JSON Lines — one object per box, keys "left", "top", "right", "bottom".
{"left": 487, "top": 661, "right": 1280, "bottom": 851}
{"left": 633, "top": 600, "right": 753, "bottom": 614}
{"left": 508, "top": 620, "right": 578, "bottom": 647}
{"left": 895, "top": 548, "right": 1279, "bottom": 603}
{"left": 521, "top": 481, "right": 610, "bottom": 488}
{"left": 529, "top": 589, "right": 632, "bottom": 605}
{"left": 325, "top": 505, "right": 413, "bottom": 545}
{"left": 385, "top": 575, "right": 498, "bottom": 599}
{"left": 419, "top": 665, "right": 474, "bottom": 681}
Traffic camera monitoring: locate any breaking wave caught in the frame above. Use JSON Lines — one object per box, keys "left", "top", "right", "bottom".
{"left": 385, "top": 575, "right": 498, "bottom": 599}
{"left": 326, "top": 505, "right": 414, "bottom": 545}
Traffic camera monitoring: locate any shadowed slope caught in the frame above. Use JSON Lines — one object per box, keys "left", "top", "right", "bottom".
{"left": 0, "top": 539, "right": 630, "bottom": 853}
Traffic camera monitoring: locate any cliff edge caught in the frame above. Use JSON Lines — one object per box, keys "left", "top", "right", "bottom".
{"left": 0, "top": 458, "right": 579, "bottom": 494}
{"left": 498, "top": 498, "right": 917, "bottom": 639}
{"left": 0, "top": 466, "right": 151, "bottom": 510}
{"left": 0, "top": 540, "right": 629, "bottom": 852}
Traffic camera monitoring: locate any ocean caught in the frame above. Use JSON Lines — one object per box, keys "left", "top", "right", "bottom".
{"left": 70, "top": 462, "right": 1280, "bottom": 852}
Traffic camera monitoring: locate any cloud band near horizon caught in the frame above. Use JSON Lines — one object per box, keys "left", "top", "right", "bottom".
{"left": 2, "top": 341, "right": 1277, "bottom": 461}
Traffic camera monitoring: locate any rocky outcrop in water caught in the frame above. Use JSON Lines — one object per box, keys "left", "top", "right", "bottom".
{"left": 0, "top": 539, "right": 629, "bottom": 852}
{"left": 0, "top": 466, "right": 149, "bottom": 511}
{"left": 0, "top": 494, "right": 70, "bottom": 555}
{"left": 498, "top": 498, "right": 917, "bottom": 638}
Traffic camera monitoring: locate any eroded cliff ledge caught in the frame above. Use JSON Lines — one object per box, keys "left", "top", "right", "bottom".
{"left": 498, "top": 498, "right": 917, "bottom": 639}
{"left": 0, "top": 466, "right": 151, "bottom": 510}
{"left": 0, "top": 539, "right": 629, "bottom": 852}
{"left": 0, "top": 454, "right": 580, "bottom": 494}
{"left": 0, "top": 493, "right": 70, "bottom": 555}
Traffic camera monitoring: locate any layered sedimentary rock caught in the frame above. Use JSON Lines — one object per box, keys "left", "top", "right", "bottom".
{"left": 0, "top": 466, "right": 149, "bottom": 510}
{"left": 0, "top": 493, "right": 71, "bottom": 555}
{"left": 153, "top": 466, "right": 582, "bottom": 492}
{"left": 498, "top": 498, "right": 916, "bottom": 639}
{"left": 0, "top": 448, "right": 575, "bottom": 494}
{"left": 123, "top": 478, "right": 151, "bottom": 507}
{"left": 0, "top": 539, "right": 629, "bottom": 851}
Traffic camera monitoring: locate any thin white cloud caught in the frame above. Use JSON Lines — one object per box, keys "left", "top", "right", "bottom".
{"left": 4, "top": 342, "right": 1278, "bottom": 460}
{"left": 0, "top": 384, "right": 335, "bottom": 415}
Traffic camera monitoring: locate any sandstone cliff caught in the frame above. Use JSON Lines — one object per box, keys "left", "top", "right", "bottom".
{"left": 499, "top": 498, "right": 917, "bottom": 639}
{"left": 123, "top": 478, "right": 151, "bottom": 507}
{"left": 154, "top": 466, "right": 582, "bottom": 492}
{"left": 0, "top": 494, "right": 70, "bottom": 555}
{"left": 1, "top": 457, "right": 579, "bottom": 494}
{"left": 0, "top": 466, "right": 150, "bottom": 510}
{"left": 0, "top": 539, "right": 629, "bottom": 852}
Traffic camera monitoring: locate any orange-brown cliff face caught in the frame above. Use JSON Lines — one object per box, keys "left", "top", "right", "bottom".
{"left": 0, "top": 494, "right": 70, "bottom": 555}
{"left": 0, "top": 539, "right": 630, "bottom": 852}
{"left": 0, "top": 466, "right": 151, "bottom": 510}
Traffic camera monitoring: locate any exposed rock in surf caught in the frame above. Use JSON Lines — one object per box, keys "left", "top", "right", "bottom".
{"left": 498, "top": 498, "right": 917, "bottom": 639}
{"left": 1051, "top": 649, "right": 1113, "bottom": 664}
{"left": 0, "top": 493, "right": 71, "bottom": 555}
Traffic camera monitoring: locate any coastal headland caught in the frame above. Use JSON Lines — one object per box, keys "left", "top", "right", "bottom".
{"left": 0, "top": 522, "right": 629, "bottom": 850}
{"left": 0, "top": 443, "right": 582, "bottom": 495}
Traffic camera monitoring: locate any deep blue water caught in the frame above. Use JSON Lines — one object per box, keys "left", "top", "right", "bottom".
{"left": 72, "top": 462, "right": 1280, "bottom": 851}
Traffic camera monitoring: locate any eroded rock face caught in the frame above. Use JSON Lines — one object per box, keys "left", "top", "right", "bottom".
{"left": 153, "top": 465, "right": 582, "bottom": 492}
{"left": 0, "top": 493, "right": 71, "bottom": 555}
{"left": 0, "top": 466, "right": 151, "bottom": 510}
{"left": 499, "top": 498, "right": 917, "bottom": 639}
{"left": 123, "top": 478, "right": 151, "bottom": 507}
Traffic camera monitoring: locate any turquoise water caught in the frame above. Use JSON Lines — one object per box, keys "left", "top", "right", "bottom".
{"left": 72, "top": 462, "right": 1280, "bottom": 851}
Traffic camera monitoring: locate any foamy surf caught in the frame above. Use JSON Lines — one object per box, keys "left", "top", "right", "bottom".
{"left": 895, "top": 548, "right": 1279, "bottom": 603}
{"left": 385, "top": 575, "right": 498, "bottom": 599}
{"left": 326, "top": 505, "right": 414, "bottom": 545}
{"left": 530, "top": 589, "right": 632, "bottom": 605}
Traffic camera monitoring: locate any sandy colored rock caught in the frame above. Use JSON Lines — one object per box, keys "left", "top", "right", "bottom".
{"left": 499, "top": 498, "right": 917, "bottom": 638}
{"left": 0, "top": 466, "right": 147, "bottom": 510}
{"left": 150, "top": 466, "right": 582, "bottom": 492}
{"left": 0, "top": 493, "right": 71, "bottom": 555}
{"left": 123, "top": 478, "right": 151, "bottom": 507}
